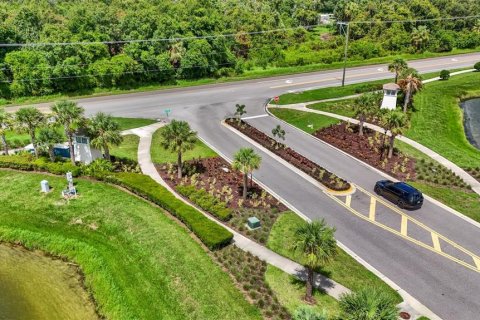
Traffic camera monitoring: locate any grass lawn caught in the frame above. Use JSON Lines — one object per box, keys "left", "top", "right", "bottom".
{"left": 0, "top": 170, "right": 261, "bottom": 320}
{"left": 406, "top": 72, "right": 480, "bottom": 168}
{"left": 278, "top": 68, "right": 474, "bottom": 105}
{"left": 113, "top": 117, "right": 157, "bottom": 131}
{"left": 110, "top": 134, "right": 139, "bottom": 161}
{"left": 308, "top": 99, "right": 356, "bottom": 117}
{"left": 265, "top": 265, "right": 340, "bottom": 317}
{"left": 269, "top": 108, "right": 340, "bottom": 134}
{"left": 267, "top": 212, "right": 402, "bottom": 304}
{"left": 151, "top": 127, "right": 217, "bottom": 163}
{"left": 409, "top": 182, "right": 480, "bottom": 222}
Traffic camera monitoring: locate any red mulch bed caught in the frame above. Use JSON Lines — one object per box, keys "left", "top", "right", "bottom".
{"left": 226, "top": 118, "right": 350, "bottom": 191}
{"left": 156, "top": 157, "right": 287, "bottom": 211}
{"left": 313, "top": 122, "right": 416, "bottom": 181}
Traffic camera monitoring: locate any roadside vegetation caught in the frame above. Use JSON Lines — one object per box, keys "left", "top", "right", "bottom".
{"left": 0, "top": 170, "right": 260, "bottom": 320}
{"left": 1, "top": 1, "right": 479, "bottom": 106}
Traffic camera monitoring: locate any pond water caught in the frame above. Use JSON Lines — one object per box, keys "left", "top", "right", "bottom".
{"left": 0, "top": 244, "right": 98, "bottom": 320}
{"left": 462, "top": 98, "right": 480, "bottom": 149}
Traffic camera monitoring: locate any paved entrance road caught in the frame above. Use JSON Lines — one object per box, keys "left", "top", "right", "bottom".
{"left": 24, "top": 52, "right": 480, "bottom": 319}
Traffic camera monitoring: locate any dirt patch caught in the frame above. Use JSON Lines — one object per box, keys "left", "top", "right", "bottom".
{"left": 226, "top": 119, "right": 350, "bottom": 191}
{"left": 313, "top": 123, "right": 416, "bottom": 181}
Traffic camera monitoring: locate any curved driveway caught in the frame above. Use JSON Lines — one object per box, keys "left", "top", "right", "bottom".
{"left": 23, "top": 52, "right": 480, "bottom": 319}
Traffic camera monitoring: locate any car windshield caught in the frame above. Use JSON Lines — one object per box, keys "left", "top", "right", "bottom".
{"left": 408, "top": 193, "right": 422, "bottom": 203}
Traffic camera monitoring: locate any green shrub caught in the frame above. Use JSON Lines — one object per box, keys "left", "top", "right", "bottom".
{"left": 112, "top": 173, "right": 233, "bottom": 249}
{"left": 475, "top": 62, "right": 480, "bottom": 72}
{"left": 176, "top": 184, "right": 232, "bottom": 221}
{"left": 439, "top": 70, "right": 450, "bottom": 80}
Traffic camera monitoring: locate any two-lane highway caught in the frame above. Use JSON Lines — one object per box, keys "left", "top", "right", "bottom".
{"left": 17, "top": 52, "right": 480, "bottom": 319}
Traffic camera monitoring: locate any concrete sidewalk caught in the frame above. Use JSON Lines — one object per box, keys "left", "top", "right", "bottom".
{"left": 127, "top": 122, "right": 351, "bottom": 300}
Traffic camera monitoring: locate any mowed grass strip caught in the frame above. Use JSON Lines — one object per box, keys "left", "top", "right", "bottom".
{"left": 269, "top": 108, "right": 340, "bottom": 134}
{"left": 151, "top": 126, "right": 217, "bottom": 163}
{"left": 406, "top": 72, "right": 480, "bottom": 168}
{"left": 267, "top": 213, "right": 402, "bottom": 304}
{"left": 0, "top": 170, "right": 261, "bottom": 320}
{"left": 110, "top": 134, "right": 140, "bottom": 161}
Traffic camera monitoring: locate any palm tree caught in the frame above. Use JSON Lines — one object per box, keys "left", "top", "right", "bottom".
{"left": 272, "top": 124, "right": 286, "bottom": 148}
{"left": 235, "top": 104, "right": 246, "bottom": 123}
{"left": 160, "top": 120, "right": 197, "bottom": 179}
{"left": 354, "top": 93, "right": 379, "bottom": 136}
{"left": 411, "top": 26, "right": 430, "bottom": 52}
{"left": 339, "top": 288, "right": 399, "bottom": 320}
{"left": 232, "top": 147, "right": 262, "bottom": 200}
{"left": 38, "top": 127, "right": 64, "bottom": 162}
{"left": 398, "top": 71, "right": 422, "bottom": 113}
{"left": 15, "top": 107, "right": 45, "bottom": 157}
{"left": 51, "top": 100, "right": 85, "bottom": 165}
{"left": 472, "top": 20, "right": 480, "bottom": 34}
{"left": 381, "top": 110, "right": 409, "bottom": 159}
{"left": 292, "top": 219, "right": 337, "bottom": 303}
{"left": 0, "top": 111, "right": 13, "bottom": 155}
{"left": 169, "top": 42, "right": 185, "bottom": 68}
{"left": 387, "top": 59, "right": 408, "bottom": 83}
{"left": 89, "top": 112, "right": 123, "bottom": 161}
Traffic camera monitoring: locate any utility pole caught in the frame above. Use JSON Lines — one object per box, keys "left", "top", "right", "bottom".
{"left": 338, "top": 22, "right": 350, "bottom": 87}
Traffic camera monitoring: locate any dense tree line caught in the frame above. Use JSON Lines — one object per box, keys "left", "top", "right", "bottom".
{"left": 0, "top": 0, "right": 478, "bottom": 99}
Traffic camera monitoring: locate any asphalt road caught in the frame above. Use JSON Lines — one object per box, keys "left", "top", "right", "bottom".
{"left": 23, "top": 52, "right": 480, "bottom": 319}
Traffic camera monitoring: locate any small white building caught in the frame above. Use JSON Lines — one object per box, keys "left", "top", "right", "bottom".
{"left": 73, "top": 132, "right": 102, "bottom": 164}
{"left": 381, "top": 83, "right": 400, "bottom": 110}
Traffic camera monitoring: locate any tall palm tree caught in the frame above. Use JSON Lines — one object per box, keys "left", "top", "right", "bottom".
{"left": 15, "top": 107, "right": 45, "bottom": 158}
{"left": 398, "top": 70, "right": 422, "bottom": 113}
{"left": 381, "top": 110, "right": 409, "bottom": 159}
{"left": 89, "top": 112, "right": 123, "bottom": 161}
{"left": 354, "top": 93, "right": 379, "bottom": 136}
{"left": 339, "top": 288, "right": 399, "bottom": 320}
{"left": 387, "top": 59, "right": 408, "bottom": 83}
{"left": 411, "top": 26, "right": 430, "bottom": 52}
{"left": 0, "top": 111, "right": 13, "bottom": 155}
{"left": 160, "top": 120, "right": 197, "bottom": 179}
{"left": 232, "top": 147, "right": 262, "bottom": 200}
{"left": 292, "top": 219, "right": 337, "bottom": 303}
{"left": 38, "top": 126, "right": 64, "bottom": 162}
{"left": 51, "top": 100, "right": 85, "bottom": 165}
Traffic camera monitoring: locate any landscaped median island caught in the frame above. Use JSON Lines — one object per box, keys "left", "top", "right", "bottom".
{"left": 225, "top": 118, "right": 351, "bottom": 192}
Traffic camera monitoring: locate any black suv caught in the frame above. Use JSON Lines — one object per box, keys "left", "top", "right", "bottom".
{"left": 374, "top": 180, "right": 423, "bottom": 210}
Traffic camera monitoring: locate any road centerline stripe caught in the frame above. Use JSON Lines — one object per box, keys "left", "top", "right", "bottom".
{"left": 369, "top": 197, "right": 376, "bottom": 221}
{"left": 345, "top": 195, "right": 352, "bottom": 207}
{"left": 431, "top": 233, "right": 442, "bottom": 252}
{"left": 401, "top": 215, "right": 408, "bottom": 236}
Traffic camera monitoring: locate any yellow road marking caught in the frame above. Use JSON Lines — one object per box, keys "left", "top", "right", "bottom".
{"left": 369, "top": 197, "right": 376, "bottom": 221}
{"left": 327, "top": 185, "right": 480, "bottom": 273}
{"left": 431, "top": 233, "right": 442, "bottom": 252}
{"left": 345, "top": 195, "right": 352, "bottom": 207}
{"left": 401, "top": 216, "right": 408, "bottom": 236}
{"left": 474, "top": 257, "right": 480, "bottom": 270}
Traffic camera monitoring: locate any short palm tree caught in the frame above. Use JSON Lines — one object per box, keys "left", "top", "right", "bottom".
{"left": 339, "top": 288, "right": 399, "bottom": 320}
{"left": 160, "top": 120, "right": 197, "bottom": 179}
{"left": 292, "top": 219, "right": 337, "bottom": 303}
{"left": 398, "top": 71, "right": 422, "bottom": 113}
{"left": 381, "top": 110, "right": 409, "bottom": 159}
{"left": 51, "top": 100, "right": 85, "bottom": 165}
{"left": 0, "top": 111, "right": 13, "bottom": 155}
{"left": 232, "top": 147, "right": 262, "bottom": 200}
{"left": 388, "top": 59, "right": 408, "bottom": 83}
{"left": 411, "top": 26, "right": 430, "bottom": 52}
{"left": 354, "top": 93, "right": 379, "bottom": 136}
{"left": 89, "top": 112, "right": 123, "bottom": 161}
{"left": 272, "top": 124, "right": 286, "bottom": 148}
{"left": 38, "top": 126, "right": 64, "bottom": 162}
{"left": 15, "top": 107, "right": 45, "bottom": 157}
{"left": 235, "top": 104, "right": 246, "bottom": 123}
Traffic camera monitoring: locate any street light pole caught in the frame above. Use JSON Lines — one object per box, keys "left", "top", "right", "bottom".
{"left": 339, "top": 22, "right": 350, "bottom": 87}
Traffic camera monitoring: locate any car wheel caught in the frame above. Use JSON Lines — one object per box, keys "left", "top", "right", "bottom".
{"left": 374, "top": 186, "right": 381, "bottom": 194}
{"left": 397, "top": 200, "right": 405, "bottom": 209}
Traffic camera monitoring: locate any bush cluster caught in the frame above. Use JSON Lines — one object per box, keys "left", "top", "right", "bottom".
{"left": 0, "top": 155, "right": 81, "bottom": 176}
{"left": 176, "top": 184, "right": 232, "bottom": 221}
{"left": 112, "top": 173, "right": 233, "bottom": 249}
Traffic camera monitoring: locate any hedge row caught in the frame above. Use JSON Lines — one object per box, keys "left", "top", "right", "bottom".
{"left": 176, "top": 184, "right": 232, "bottom": 221}
{"left": 0, "top": 155, "right": 233, "bottom": 250}
{"left": 110, "top": 173, "right": 233, "bottom": 249}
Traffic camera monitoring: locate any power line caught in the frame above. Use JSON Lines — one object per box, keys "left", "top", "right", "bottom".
{"left": 341, "top": 14, "right": 480, "bottom": 25}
